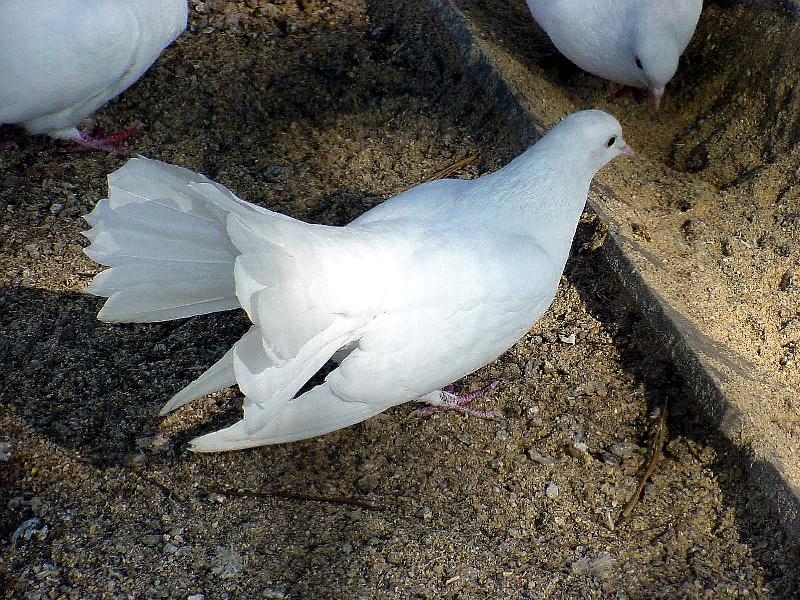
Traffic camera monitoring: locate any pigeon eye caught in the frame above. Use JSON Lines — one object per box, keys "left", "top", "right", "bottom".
{"left": 635, "top": 56, "right": 643, "bottom": 69}
{"left": 606, "top": 135, "right": 617, "bottom": 148}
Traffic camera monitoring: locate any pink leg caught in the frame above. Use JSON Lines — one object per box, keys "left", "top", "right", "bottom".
{"left": 410, "top": 381, "right": 502, "bottom": 420}
{"left": 63, "top": 124, "right": 143, "bottom": 155}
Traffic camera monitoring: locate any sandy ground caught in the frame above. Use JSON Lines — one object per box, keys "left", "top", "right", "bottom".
{"left": 2, "top": 1, "right": 800, "bottom": 598}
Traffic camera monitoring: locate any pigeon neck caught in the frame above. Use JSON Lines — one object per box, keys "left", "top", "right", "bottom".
{"left": 477, "top": 144, "right": 594, "bottom": 262}
{"left": 490, "top": 143, "right": 593, "bottom": 212}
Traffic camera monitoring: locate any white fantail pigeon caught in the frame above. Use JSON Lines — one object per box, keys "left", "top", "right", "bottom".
{"left": 82, "top": 110, "right": 633, "bottom": 451}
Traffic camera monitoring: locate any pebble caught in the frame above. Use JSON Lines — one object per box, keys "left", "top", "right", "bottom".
{"left": 527, "top": 416, "right": 544, "bottom": 428}
{"left": 571, "top": 554, "right": 616, "bottom": 578}
{"left": 524, "top": 358, "right": 542, "bottom": 378}
{"left": 545, "top": 482, "right": 559, "bottom": 499}
{"left": 356, "top": 473, "right": 380, "bottom": 493}
{"left": 559, "top": 333, "right": 577, "bottom": 345}
{"left": 527, "top": 449, "right": 554, "bottom": 466}
{"left": 609, "top": 442, "right": 641, "bottom": 460}
{"left": 49, "top": 203, "right": 64, "bottom": 215}
{"left": 187, "top": 595, "right": 205, "bottom": 600}
{"left": 583, "top": 380, "right": 608, "bottom": 396}
{"left": 567, "top": 440, "right": 590, "bottom": 459}
{"left": 780, "top": 269, "right": 796, "bottom": 290}
{"left": 524, "top": 404, "right": 541, "bottom": 417}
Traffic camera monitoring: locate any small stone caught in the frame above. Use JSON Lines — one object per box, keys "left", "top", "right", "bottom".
{"left": 524, "top": 404, "right": 541, "bottom": 417}
{"left": 187, "top": 595, "right": 205, "bottom": 600}
{"left": 609, "top": 442, "right": 641, "bottom": 460}
{"left": 527, "top": 416, "right": 544, "bottom": 428}
{"left": 163, "top": 543, "right": 179, "bottom": 555}
{"left": 524, "top": 358, "right": 542, "bottom": 378}
{"left": 527, "top": 449, "right": 554, "bottom": 466}
{"left": 49, "top": 203, "right": 64, "bottom": 215}
{"left": 780, "top": 270, "right": 796, "bottom": 290}
{"left": 559, "top": 333, "right": 576, "bottom": 345}
{"left": 567, "top": 440, "right": 590, "bottom": 458}
{"left": 589, "top": 554, "right": 617, "bottom": 579}
{"left": 489, "top": 457, "right": 504, "bottom": 470}
{"left": 545, "top": 482, "right": 559, "bottom": 499}
{"left": 584, "top": 380, "right": 608, "bottom": 396}
{"left": 356, "top": 473, "right": 380, "bottom": 493}
{"left": 571, "top": 556, "right": 591, "bottom": 576}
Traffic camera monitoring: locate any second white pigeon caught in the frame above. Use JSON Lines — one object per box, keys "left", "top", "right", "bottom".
{"left": 0, "top": 0, "right": 187, "bottom": 152}
{"left": 526, "top": 0, "right": 702, "bottom": 108}
{"left": 82, "top": 110, "right": 633, "bottom": 452}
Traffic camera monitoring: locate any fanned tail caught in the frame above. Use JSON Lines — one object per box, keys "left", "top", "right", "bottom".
{"left": 84, "top": 157, "right": 387, "bottom": 451}
{"left": 82, "top": 157, "right": 241, "bottom": 322}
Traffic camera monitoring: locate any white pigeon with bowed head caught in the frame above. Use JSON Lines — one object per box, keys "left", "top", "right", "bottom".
{"left": 0, "top": 0, "right": 187, "bottom": 151}
{"left": 526, "top": 0, "right": 702, "bottom": 108}
{"left": 81, "top": 110, "right": 633, "bottom": 452}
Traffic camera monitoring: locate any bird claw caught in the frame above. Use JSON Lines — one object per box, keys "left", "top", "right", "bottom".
{"left": 62, "top": 124, "right": 143, "bottom": 155}
{"left": 410, "top": 381, "right": 502, "bottom": 420}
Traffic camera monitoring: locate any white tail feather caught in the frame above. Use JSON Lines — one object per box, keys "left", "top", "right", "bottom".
{"left": 189, "top": 382, "right": 385, "bottom": 452}
{"left": 84, "top": 157, "right": 384, "bottom": 451}
{"left": 83, "top": 158, "right": 241, "bottom": 322}
{"left": 160, "top": 343, "right": 238, "bottom": 415}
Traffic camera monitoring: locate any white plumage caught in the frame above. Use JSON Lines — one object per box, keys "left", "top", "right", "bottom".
{"left": 0, "top": 0, "right": 187, "bottom": 143}
{"left": 526, "top": 0, "right": 702, "bottom": 108}
{"left": 82, "top": 110, "right": 633, "bottom": 452}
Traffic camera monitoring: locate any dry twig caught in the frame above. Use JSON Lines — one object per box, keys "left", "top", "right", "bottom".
{"left": 421, "top": 153, "right": 479, "bottom": 183}
{"left": 617, "top": 405, "right": 669, "bottom": 524}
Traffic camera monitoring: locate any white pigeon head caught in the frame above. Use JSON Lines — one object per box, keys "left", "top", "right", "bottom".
{"left": 542, "top": 110, "right": 633, "bottom": 175}
{"left": 628, "top": 0, "right": 703, "bottom": 108}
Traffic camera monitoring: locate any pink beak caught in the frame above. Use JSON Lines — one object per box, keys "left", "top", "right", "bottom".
{"left": 651, "top": 89, "right": 664, "bottom": 110}
{"left": 620, "top": 144, "right": 635, "bottom": 157}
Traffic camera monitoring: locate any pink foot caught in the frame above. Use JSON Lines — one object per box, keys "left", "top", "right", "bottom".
{"left": 410, "top": 381, "right": 502, "bottom": 420}
{"left": 63, "top": 124, "right": 143, "bottom": 155}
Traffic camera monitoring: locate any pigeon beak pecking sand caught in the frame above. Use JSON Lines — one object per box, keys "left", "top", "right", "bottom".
{"left": 651, "top": 88, "right": 665, "bottom": 110}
